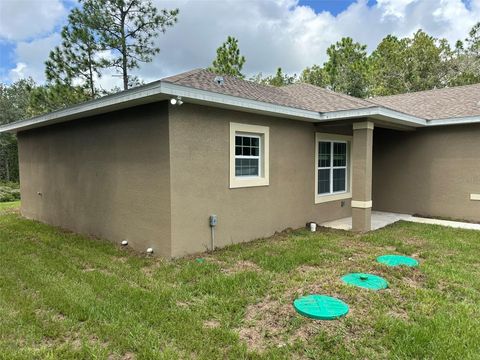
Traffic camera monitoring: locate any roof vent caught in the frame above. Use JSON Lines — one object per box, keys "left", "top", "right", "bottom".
{"left": 214, "top": 76, "right": 224, "bottom": 86}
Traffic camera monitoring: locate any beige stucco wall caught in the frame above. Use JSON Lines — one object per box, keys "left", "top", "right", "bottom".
{"left": 372, "top": 124, "right": 480, "bottom": 222}
{"left": 168, "top": 103, "right": 351, "bottom": 257}
{"left": 18, "top": 102, "right": 172, "bottom": 256}
{"left": 17, "top": 101, "right": 354, "bottom": 258}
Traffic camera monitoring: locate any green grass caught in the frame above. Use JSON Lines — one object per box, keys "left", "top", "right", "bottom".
{"left": 0, "top": 203, "right": 479, "bottom": 359}
{"left": 0, "top": 200, "right": 20, "bottom": 210}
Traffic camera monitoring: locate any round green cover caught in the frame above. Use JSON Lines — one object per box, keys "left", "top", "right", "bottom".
{"left": 341, "top": 273, "right": 388, "bottom": 290}
{"left": 293, "top": 295, "right": 349, "bottom": 320}
{"left": 377, "top": 254, "right": 419, "bottom": 267}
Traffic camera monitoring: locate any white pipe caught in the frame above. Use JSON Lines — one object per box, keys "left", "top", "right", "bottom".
{"left": 211, "top": 227, "right": 215, "bottom": 251}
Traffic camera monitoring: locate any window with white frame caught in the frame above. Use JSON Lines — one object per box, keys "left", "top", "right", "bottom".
{"left": 230, "top": 123, "right": 269, "bottom": 188}
{"left": 318, "top": 141, "right": 348, "bottom": 194}
{"left": 235, "top": 134, "right": 261, "bottom": 177}
{"left": 315, "top": 133, "right": 352, "bottom": 203}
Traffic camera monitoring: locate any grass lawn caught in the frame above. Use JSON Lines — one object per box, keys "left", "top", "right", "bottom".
{"left": 1, "top": 204, "right": 479, "bottom": 359}
{"left": 0, "top": 200, "right": 20, "bottom": 211}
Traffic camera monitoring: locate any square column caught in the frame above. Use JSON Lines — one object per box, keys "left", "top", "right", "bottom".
{"left": 352, "top": 121, "right": 374, "bottom": 232}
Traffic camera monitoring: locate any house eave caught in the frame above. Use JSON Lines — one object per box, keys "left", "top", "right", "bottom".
{"left": 426, "top": 115, "right": 480, "bottom": 126}
{"left": 318, "top": 106, "right": 427, "bottom": 127}
{"left": 1, "top": 80, "right": 480, "bottom": 134}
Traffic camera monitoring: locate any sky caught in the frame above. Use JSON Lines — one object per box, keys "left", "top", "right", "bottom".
{"left": 0, "top": 0, "right": 479, "bottom": 90}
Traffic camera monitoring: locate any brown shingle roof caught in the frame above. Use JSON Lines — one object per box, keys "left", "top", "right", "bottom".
{"left": 281, "top": 83, "right": 375, "bottom": 112}
{"left": 162, "top": 69, "right": 375, "bottom": 113}
{"left": 164, "top": 69, "right": 480, "bottom": 121}
{"left": 370, "top": 83, "right": 480, "bottom": 121}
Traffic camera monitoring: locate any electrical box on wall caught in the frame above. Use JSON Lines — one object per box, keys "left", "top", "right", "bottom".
{"left": 209, "top": 215, "right": 218, "bottom": 227}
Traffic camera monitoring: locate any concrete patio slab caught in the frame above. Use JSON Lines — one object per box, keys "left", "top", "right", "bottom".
{"left": 408, "top": 216, "right": 480, "bottom": 231}
{"left": 320, "top": 211, "right": 480, "bottom": 231}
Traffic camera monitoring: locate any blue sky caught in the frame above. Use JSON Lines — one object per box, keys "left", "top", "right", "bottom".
{"left": 299, "top": 0, "right": 377, "bottom": 15}
{"left": 1, "top": 0, "right": 479, "bottom": 88}
{"left": 299, "top": 0, "right": 472, "bottom": 14}
{"left": 0, "top": 0, "right": 74, "bottom": 82}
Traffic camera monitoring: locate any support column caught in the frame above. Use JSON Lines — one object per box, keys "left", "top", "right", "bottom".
{"left": 352, "top": 121, "right": 374, "bottom": 232}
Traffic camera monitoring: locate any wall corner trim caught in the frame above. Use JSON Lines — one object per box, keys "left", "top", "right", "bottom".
{"left": 351, "top": 200, "right": 372, "bottom": 208}
{"left": 470, "top": 194, "right": 480, "bottom": 201}
{"left": 353, "top": 121, "right": 375, "bottom": 130}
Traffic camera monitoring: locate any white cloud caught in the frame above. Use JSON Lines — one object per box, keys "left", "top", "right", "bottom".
{"left": 9, "top": 33, "right": 62, "bottom": 82}
{"left": 5, "top": 0, "right": 480, "bottom": 88}
{"left": 376, "top": 0, "right": 418, "bottom": 19}
{"left": 8, "top": 62, "right": 27, "bottom": 80}
{"left": 132, "top": 0, "right": 480, "bottom": 84}
{"left": 0, "top": 0, "right": 66, "bottom": 41}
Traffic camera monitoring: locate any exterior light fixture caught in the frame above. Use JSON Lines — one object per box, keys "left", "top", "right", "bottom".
{"left": 170, "top": 96, "right": 183, "bottom": 106}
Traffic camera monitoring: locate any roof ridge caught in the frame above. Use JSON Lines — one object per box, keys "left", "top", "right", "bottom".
{"left": 284, "top": 82, "right": 373, "bottom": 106}
{"left": 372, "top": 82, "right": 480, "bottom": 100}
{"left": 162, "top": 68, "right": 205, "bottom": 83}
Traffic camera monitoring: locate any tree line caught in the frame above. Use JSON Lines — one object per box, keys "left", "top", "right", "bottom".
{"left": 209, "top": 23, "right": 480, "bottom": 98}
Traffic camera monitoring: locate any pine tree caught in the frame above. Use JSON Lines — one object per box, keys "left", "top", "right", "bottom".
{"left": 45, "top": 8, "right": 103, "bottom": 98}
{"left": 80, "top": 0, "right": 179, "bottom": 90}
{"left": 324, "top": 37, "right": 369, "bottom": 98}
{"left": 251, "top": 68, "right": 297, "bottom": 86}
{"left": 209, "top": 36, "right": 246, "bottom": 78}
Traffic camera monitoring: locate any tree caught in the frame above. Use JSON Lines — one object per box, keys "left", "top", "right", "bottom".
{"left": 0, "top": 79, "right": 35, "bottom": 124}
{"left": 369, "top": 30, "right": 452, "bottom": 96}
{"left": 79, "top": 0, "right": 179, "bottom": 90}
{"left": 28, "top": 84, "right": 91, "bottom": 116}
{"left": 466, "top": 22, "right": 480, "bottom": 57}
{"left": 300, "top": 64, "right": 328, "bottom": 87}
{"left": 0, "top": 79, "right": 36, "bottom": 182}
{"left": 209, "top": 36, "right": 246, "bottom": 78}
{"left": 448, "top": 22, "right": 480, "bottom": 86}
{"left": 368, "top": 35, "right": 409, "bottom": 96}
{"left": 405, "top": 30, "right": 450, "bottom": 91}
{"left": 250, "top": 68, "right": 297, "bottom": 86}
{"left": 45, "top": 7, "right": 104, "bottom": 98}
{"left": 323, "top": 37, "right": 369, "bottom": 97}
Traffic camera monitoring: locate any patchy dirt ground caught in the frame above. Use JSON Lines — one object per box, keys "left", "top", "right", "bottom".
{"left": 236, "top": 240, "right": 426, "bottom": 353}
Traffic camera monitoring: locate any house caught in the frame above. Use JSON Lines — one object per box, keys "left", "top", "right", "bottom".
{"left": 1, "top": 69, "right": 479, "bottom": 257}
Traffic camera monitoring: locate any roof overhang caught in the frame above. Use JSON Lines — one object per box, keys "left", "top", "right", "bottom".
{"left": 1, "top": 81, "right": 479, "bottom": 134}
{"left": 318, "top": 106, "right": 427, "bottom": 127}
{"left": 426, "top": 115, "right": 480, "bottom": 126}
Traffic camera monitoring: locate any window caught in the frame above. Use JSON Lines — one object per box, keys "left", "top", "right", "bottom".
{"left": 318, "top": 141, "right": 347, "bottom": 194}
{"left": 230, "top": 123, "right": 269, "bottom": 188}
{"left": 315, "top": 133, "right": 352, "bottom": 203}
{"left": 235, "top": 135, "right": 261, "bottom": 177}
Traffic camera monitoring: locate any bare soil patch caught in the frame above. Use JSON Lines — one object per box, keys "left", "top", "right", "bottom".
{"left": 237, "top": 262, "right": 425, "bottom": 352}
{"left": 221, "top": 260, "right": 261, "bottom": 275}
{"left": 203, "top": 319, "right": 221, "bottom": 329}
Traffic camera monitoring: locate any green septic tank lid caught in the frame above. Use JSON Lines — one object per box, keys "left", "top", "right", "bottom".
{"left": 377, "top": 254, "right": 419, "bottom": 267}
{"left": 293, "top": 295, "right": 349, "bottom": 320}
{"left": 341, "top": 273, "right": 388, "bottom": 290}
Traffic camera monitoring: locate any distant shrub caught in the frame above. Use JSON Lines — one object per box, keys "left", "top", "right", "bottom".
{"left": 0, "top": 182, "right": 20, "bottom": 202}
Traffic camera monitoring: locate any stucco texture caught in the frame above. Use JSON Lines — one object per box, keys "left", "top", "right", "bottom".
{"left": 168, "top": 103, "right": 350, "bottom": 257}
{"left": 18, "top": 102, "right": 172, "bottom": 256}
{"left": 373, "top": 124, "right": 480, "bottom": 223}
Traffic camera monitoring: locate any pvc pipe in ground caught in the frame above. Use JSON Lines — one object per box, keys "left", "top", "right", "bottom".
{"left": 310, "top": 223, "right": 317, "bottom": 232}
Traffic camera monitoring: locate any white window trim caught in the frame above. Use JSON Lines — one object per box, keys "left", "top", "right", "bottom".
{"left": 315, "top": 133, "right": 353, "bottom": 204}
{"left": 230, "top": 123, "right": 269, "bottom": 188}
{"left": 234, "top": 133, "right": 262, "bottom": 178}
